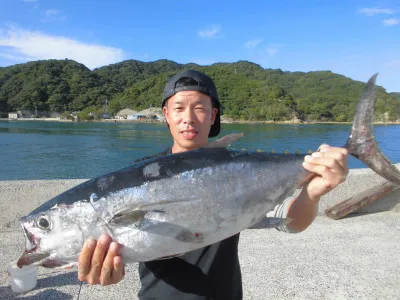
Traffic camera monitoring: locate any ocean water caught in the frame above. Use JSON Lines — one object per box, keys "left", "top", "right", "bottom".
{"left": 0, "top": 120, "right": 399, "bottom": 180}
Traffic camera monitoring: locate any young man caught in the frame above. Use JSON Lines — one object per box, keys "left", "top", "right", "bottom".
{"left": 78, "top": 70, "right": 349, "bottom": 299}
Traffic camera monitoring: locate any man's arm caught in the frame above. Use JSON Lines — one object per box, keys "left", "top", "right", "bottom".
{"left": 255, "top": 144, "right": 349, "bottom": 233}
{"left": 286, "top": 144, "right": 348, "bottom": 232}
{"left": 287, "top": 144, "right": 349, "bottom": 232}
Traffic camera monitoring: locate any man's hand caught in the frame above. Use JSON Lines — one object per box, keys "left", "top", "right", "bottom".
{"left": 286, "top": 144, "right": 349, "bottom": 232}
{"left": 78, "top": 234, "right": 125, "bottom": 286}
{"left": 302, "top": 144, "right": 349, "bottom": 202}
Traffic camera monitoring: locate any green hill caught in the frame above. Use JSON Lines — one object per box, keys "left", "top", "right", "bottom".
{"left": 0, "top": 59, "right": 398, "bottom": 122}
{"left": 390, "top": 92, "right": 400, "bottom": 101}
{"left": 93, "top": 59, "right": 197, "bottom": 90}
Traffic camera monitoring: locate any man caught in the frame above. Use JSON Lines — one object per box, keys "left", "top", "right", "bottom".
{"left": 78, "top": 70, "right": 349, "bottom": 299}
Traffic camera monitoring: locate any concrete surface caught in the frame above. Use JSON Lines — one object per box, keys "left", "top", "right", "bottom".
{"left": 0, "top": 165, "right": 399, "bottom": 299}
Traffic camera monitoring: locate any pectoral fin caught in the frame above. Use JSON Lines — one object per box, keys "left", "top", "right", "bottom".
{"left": 155, "top": 253, "right": 185, "bottom": 260}
{"left": 250, "top": 217, "right": 292, "bottom": 229}
{"left": 139, "top": 218, "right": 205, "bottom": 243}
{"left": 204, "top": 133, "right": 244, "bottom": 148}
{"left": 109, "top": 209, "right": 149, "bottom": 226}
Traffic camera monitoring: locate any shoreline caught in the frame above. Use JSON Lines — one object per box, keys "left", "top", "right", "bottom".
{"left": 2, "top": 117, "right": 400, "bottom": 125}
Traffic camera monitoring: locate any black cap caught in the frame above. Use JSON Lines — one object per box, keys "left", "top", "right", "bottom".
{"left": 162, "top": 69, "right": 221, "bottom": 138}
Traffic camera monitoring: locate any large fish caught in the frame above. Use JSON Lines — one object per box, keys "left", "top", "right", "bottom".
{"left": 17, "top": 74, "right": 400, "bottom": 268}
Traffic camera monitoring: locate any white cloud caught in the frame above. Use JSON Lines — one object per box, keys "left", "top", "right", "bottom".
{"left": 386, "top": 60, "right": 400, "bottom": 68}
{"left": 244, "top": 39, "right": 263, "bottom": 48}
{"left": 266, "top": 48, "right": 278, "bottom": 56}
{"left": 45, "top": 9, "right": 60, "bottom": 16}
{"left": 358, "top": 8, "right": 395, "bottom": 16}
{"left": 264, "top": 44, "right": 283, "bottom": 57}
{"left": 0, "top": 26, "right": 125, "bottom": 69}
{"left": 42, "top": 9, "right": 67, "bottom": 22}
{"left": 382, "top": 18, "right": 399, "bottom": 26}
{"left": 0, "top": 51, "right": 29, "bottom": 62}
{"left": 198, "top": 25, "right": 221, "bottom": 39}
{"left": 22, "top": 0, "right": 39, "bottom": 8}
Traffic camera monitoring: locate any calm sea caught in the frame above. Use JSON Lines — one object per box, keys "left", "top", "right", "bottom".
{"left": 0, "top": 120, "right": 399, "bottom": 181}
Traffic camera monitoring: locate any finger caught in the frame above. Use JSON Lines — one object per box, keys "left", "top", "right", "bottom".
{"left": 78, "top": 238, "right": 97, "bottom": 281}
{"left": 320, "top": 148, "right": 349, "bottom": 171}
{"left": 317, "top": 143, "right": 330, "bottom": 152}
{"left": 305, "top": 154, "right": 346, "bottom": 175}
{"left": 90, "top": 234, "right": 112, "bottom": 282}
{"left": 302, "top": 162, "right": 347, "bottom": 186}
{"left": 319, "top": 145, "right": 349, "bottom": 156}
{"left": 313, "top": 148, "right": 349, "bottom": 171}
{"left": 100, "top": 241, "right": 121, "bottom": 285}
{"left": 111, "top": 255, "right": 125, "bottom": 283}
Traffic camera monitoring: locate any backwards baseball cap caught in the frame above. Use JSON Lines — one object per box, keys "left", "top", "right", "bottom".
{"left": 162, "top": 69, "right": 221, "bottom": 138}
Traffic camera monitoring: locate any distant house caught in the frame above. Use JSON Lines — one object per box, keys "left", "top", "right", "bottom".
{"left": 18, "top": 110, "right": 33, "bottom": 118}
{"left": 116, "top": 109, "right": 138, "bottom": 119}
{"left": 127, "top": 114, "right": 146, "bottom": 120}
{"left": 8, "top": 112, "right": 19, "bottom": 119}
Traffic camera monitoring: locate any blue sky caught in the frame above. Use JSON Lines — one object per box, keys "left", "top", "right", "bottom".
{"left": 0, "top": 0, "right": 399, "bottom": 92}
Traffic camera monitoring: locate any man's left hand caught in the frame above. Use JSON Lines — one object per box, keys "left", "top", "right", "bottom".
{"left": 302, "top": 144, "right": 349, "bottom": 202}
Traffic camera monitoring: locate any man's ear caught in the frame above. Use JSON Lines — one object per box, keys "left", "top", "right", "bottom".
{"left": 211, "top": 107, "right": 218, "bottom": 124}
{"left": 163, "top": 106, "right": 169, "bottom": 125}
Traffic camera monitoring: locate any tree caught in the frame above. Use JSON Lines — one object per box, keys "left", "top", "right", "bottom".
{"left": 0, "top": 59, "right": 398, "bottom": 122}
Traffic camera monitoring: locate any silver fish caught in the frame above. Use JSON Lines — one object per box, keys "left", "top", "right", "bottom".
{"left": 17, "top": 74, "right": 400, "bottom": 268}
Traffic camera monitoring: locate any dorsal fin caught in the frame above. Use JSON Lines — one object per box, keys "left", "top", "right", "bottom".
{"left": 204, "top": 133, "right": 244, "bottom": 148}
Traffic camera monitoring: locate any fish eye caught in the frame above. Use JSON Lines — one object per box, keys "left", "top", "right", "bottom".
{"left": 36, "top": 216, "right": 51, "bottom": 230}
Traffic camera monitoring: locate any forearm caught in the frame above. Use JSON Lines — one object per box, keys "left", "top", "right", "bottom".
{"left": 286, "top": 186, "right": 320, "bottom": 232}
{"left": 279, "top": 144, "right": 348, "bottom": 232}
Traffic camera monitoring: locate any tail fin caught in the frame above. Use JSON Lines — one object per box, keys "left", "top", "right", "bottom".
{"left": 345, "top": 73, "right": 400, "bottom": 185}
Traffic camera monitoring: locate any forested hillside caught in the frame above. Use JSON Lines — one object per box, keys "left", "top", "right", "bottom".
{"left": 390, "top": 92, "right": 400, "bottom": 101}
{"left": 0, "top": 59, "right": 398, "bottom": 121}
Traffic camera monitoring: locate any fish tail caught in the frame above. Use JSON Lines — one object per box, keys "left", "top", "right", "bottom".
{"left": 345, "top": 73, "right": 400, "bottom": 185}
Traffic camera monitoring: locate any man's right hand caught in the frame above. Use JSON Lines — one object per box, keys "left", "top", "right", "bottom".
{"left": 78, "top": 233, "right": 125, "bottom": 286}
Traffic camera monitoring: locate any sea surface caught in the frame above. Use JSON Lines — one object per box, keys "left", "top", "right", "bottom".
{"left": 0, "top": 120, "right": 399, "bottom": 180}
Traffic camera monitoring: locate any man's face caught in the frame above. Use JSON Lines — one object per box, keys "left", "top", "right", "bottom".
{"left": 163, "top": 91, "right": 218, "bottom": 153}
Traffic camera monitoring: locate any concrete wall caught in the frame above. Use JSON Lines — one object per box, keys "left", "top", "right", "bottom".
{"left": 1, "top": 164, "right": 399, "bottom": 231}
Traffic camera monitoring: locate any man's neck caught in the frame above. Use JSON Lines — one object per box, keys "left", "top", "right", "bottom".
{"left": 171, "top": 143, "right": 208, "bottom": 154}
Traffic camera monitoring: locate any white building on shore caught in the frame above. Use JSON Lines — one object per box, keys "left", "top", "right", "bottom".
{"left": 8, "top": 112, "right": 19, "bottom": 119}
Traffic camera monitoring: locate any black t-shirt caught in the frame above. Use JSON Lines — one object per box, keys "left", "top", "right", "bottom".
{"left": 133, "top": 149, "right": 243, "bottom": 300}
{"left": 138, "top": 234, "right": 242, "bottom": 300}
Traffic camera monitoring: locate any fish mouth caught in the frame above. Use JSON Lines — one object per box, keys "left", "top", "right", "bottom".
{"left": 17, "top": 219, "right": 50, "bottom": 268}
{"left": 17, "top": 250, "right": 50, "bottom": 268}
